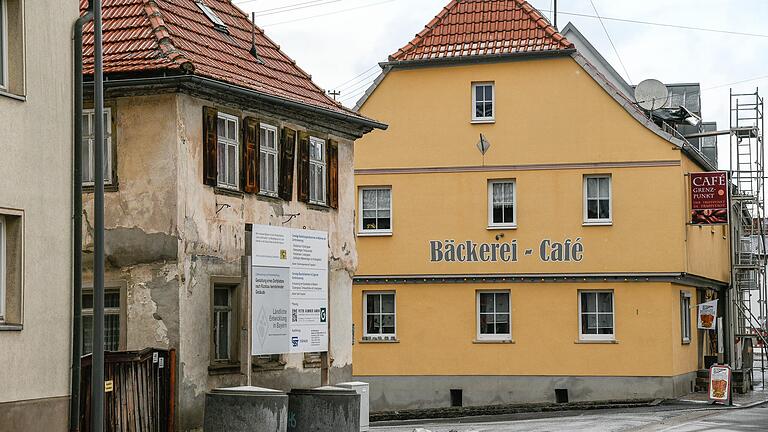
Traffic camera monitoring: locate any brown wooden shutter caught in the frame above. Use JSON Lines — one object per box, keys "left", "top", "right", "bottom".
{"left": 242, "top": 117, "right": 259, "bottom": 194}
{"left": 327, "top": 140, "right": 339, "bottom": 209}
{"left": 297, "top": 132, "right": 310, "bottom": 203}
{"left": 202, "top": 106, "right": 218, "bottom": 187}
{"left": 279, "top": 127, "right": 297, "bottom": 201}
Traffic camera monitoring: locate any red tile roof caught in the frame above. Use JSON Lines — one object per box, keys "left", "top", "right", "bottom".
{"left": 81, "top": 0, "right": 358, "bottom": 118}
{"left": 390, "top": 0, "right": 573, "bottom": 62}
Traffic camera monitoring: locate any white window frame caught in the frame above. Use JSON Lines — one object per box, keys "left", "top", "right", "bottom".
{"left": 681, "top": 292, "right": 692, "bottom": 344}
{"left": 309, "top": 136, "right": 327, "bottom": 205}
{"left": 259, "top": 123, "right": 279, "bottom": 197}
{"left": 82, "top": 108, "right": 114, "bottom": 186}
{"left": 472, "top": 82, "right": 495, "bottom": 123}
{"left": 487, "top": 180, "right": 517, "bottom": 229}
{"left": 358, "top": 187, "right": 392, "bottom": 236}
{"left": 578, "top": 290, "right": 615, "bottom": 341}
{"left": 217, "top": 113, "right": 240, "bottom": 190}
{"left": 0, "top": 0, "right": 7, "bottom": 91}
{"left": 0, "top": 215, "right": 5, "bottom": 322}
{"left": 363, "top": 291, "right": 396, "bottom": 340}
{"left": 476, "top": 290, "right": 512, "bottom": 341}
{"left": 82, "top": 288, "right": 122, "bottom": 354}
{"left": 583, "top": 175, "right": 612, "bottom": 225}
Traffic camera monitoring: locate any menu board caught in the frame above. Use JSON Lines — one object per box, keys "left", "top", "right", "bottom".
{"left": 709, "top": 364, "right": 731, "bottom": 403}
{"left": 251, "top": 225, "right": 328, "bottom": 355}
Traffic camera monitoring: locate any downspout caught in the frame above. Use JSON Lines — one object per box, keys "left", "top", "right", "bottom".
{"left": 69, "top": 3, "right": 93, "bottom": 432}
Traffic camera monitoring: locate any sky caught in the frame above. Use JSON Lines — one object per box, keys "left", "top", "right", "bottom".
{"left": 234, "top": 0, "right": 768, "bottom": 169}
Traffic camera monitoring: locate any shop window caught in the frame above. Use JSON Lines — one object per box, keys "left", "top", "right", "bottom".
{"left": 0, "top": 0, "right": 24, "bottom": 96}
{"left": 472, "top": 82, "right": 494, "bottom": 122}
{"left": 82, "top": 288, "right": 123, "bottom": 354}
{"left": 364, "top": 292, "right": 395, "bottom": 340}
{"left": 584, "top": 175, "right": 612, "bottom": 224}
{"left": 0, "top": 210, "right": 22, "bottom": 329}
{"left": 259, "top": 124, "right": 279, "bottom": 196}
{"left": 488, "top": 180, "right": 516, "bottom": 228}
{"left": 217, "top": 113, "right": 240, "bottom": 190}
{"left": 579, "top": 291, "right": 614, "bottom": 341}
{"left": 359, "top": 187, "right": 392, "bottom": 235}
{"left": 681, "top": 292, "right": 692, "bottom": 343}
{"left": 309, "top": 136, "right": 327, "bottom": 205}
{"left": 477, "top": 291, "right": 511, "bottom": 341}
{"left": 212, "top": 284, "right": 238, "bottom": 363}
{"left": 82, "top": 108, "right": 114, "bottom": 186}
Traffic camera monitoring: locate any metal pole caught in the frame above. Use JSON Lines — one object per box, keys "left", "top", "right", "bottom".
{"left": 553, "top": 0, "right": 557, "bottom": 30}
{"left": 91, "top": 0, "right": 105, "bottom": 430}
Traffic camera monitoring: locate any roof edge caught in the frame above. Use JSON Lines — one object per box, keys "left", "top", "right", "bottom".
{"left": 382, "top": 48, "right": 577, "bottom": 69}
{"left": 143, "top": 0, "right": 194, "bottom": 72}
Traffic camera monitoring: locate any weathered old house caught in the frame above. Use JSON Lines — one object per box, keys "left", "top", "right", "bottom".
{"left": 80, "top": 0, "right": 384, "bottom": 429}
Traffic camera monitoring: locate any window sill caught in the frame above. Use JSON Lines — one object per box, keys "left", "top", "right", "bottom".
{"left": 583, "top": 221, "right": 613, "bottom": 227}
{"left": 251, "top": 361, "right": 286, "bottom": 372}
{"left": 214, "top": 187, "right": 244, "bottom": 198}
{"left": 359, "top": 338, "right": 399, "bottom": 344}
{"left": 682, "top": 340, "right": 691, "bottom": 345}
{"left": 357, "top": 231, "right": 393, "bottom": 237}
{"left": 471, "top": 119, "right": 495, "bottom": 124}
{"left": 0, "top": 89, "right": 26, "bottom": 102}
{"left": 575, "top": 339, "right": 618, "bottom": 344}
{"left": 487, "top": 225, "right": 517, "bottom": 230}
{"left": 257, "top": 192, "right": 282, "bottom": 202}
{"left": 306, "top": 202, "right": 330, "bottom": 212}
{"left": 83, "top": 183, "right": 119, "bottom": 193}
{"left": 0, "top": 323, "right": 23, "bottom": 331}
{"left": 208, "top": 362, "right": 241, "bottom": 375}
{"left": 473, "top": 339, "right": 515, "bottom": 344}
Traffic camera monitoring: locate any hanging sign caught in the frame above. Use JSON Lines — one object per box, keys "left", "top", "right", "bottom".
{"left": 697, "top": 300, "right": 718, "bottom": 330}
{"left": 690, "top": 172, "right": 728, "bottom": 224}
{"left": 708, "top": 364, "right": 731, "bottom": 403}
{"left": 251, "top": 225, "right": 328, "bottom": 355}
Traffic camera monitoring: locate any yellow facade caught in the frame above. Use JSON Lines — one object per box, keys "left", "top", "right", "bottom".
{"left": 352, "top": 55, "right": 729, "bottom": 410}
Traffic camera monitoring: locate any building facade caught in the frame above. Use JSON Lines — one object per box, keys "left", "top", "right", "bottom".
{"left": 0, "top": 0, "right": 78, "bottom": 430}
{"left": 80, "top": 1, "right": 382, "bottom": 430}
{"left": 352, "top": 0, "right": 729, "bottom": 412}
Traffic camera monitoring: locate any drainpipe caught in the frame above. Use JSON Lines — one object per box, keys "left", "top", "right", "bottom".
{"left": 69, "top": 3, "right": 93, "bottom": 431}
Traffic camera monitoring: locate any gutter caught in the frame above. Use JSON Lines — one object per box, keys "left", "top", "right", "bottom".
{"left": 70, "top": 6, "right": 93, "bottom": 431}
{"left": 379, "top": 48, "right": 577, "bottom": 70}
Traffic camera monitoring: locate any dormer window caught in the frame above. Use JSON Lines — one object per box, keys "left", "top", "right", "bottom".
{"left": 196, "top": 1, "right": 228, "bottom": 33}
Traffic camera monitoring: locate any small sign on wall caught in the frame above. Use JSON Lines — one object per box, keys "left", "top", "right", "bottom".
{"left": 697, "top": 300, "right": 718, "bottom": 330}
{"left": 690, "top": 172, "right": 729, "bottom": 225}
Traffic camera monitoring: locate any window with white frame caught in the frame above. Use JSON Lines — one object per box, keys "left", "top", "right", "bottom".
{"left": 259, "top": 124, "right": 278, "bottom": 196}
{"left": 584, "top": 175, "right": 612, "bottom": 223}
{"left": 360, "top": 187, "right": 392, "bottom": 234}
{"left": 477, "top": 291, "right": 511, "bottom": 341}
{"left": 364, "top": 292, "right": 395, "bottom": 339}
{"left": 579, "top": 291, "right": 614, "bottom": 340}
{"left": 0, "top": 0, "right": 6, "bottom": 90}
{"left": 472, "top": 82, "right": 494, "bottom": 121}
{"left": 309, "top": 137, "right": 327, "bottom": 204}
{"left": 217, "top": 113, "right": 239, "bottom": 190}
{"left": 213, "top": 286, "right": 235, "bottom": 362}
{"left": 0, "top": 215, "right": 5, "bottom": 322}
{"left": 488, "top": 180, "right": 516, "bottom": 227}
{"left": 82, "top": 108, "right": 114, "bottom": 185}
{"left": 82, "top": 289, "right": 121, "bottom": 354}
{"left": 681, "top": 292, "right": 692, "bottom": 343}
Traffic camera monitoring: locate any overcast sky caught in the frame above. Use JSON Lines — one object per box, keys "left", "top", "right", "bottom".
{"left": 235, "top": 0, "right": 768, "bottom": 169}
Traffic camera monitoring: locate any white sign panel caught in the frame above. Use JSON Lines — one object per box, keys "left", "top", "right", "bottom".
{"left": 697, "top": 299, "right": 718, "bottom": 330}
{"left": 251, "top": 225, "right": 328, "bottom": 355}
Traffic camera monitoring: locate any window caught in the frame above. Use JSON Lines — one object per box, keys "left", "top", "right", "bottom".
{"left": 217, "top": 113, "right": 239, "bottom": 190}
{"left": 584, "top": 175, "right": 612, "bottom": 224}
{"left": 0, "top": 0, "right": 6, "bottom": 90}
{"left": 82, "top": 290, "right": 122, "bottom": 354}
{"left": 0, "top": 210, "right": 22, "bottom": 328}
{"left": 579, "top": 291, "right": 614, "bottom": 341}
{"left": 82, "top": 108, "right": 113, "bottom": 185}
{"left": 213, "top": 286, "right": 235, "bottom": 362}
{"left": 195, "top": 0, "right": 228, "bottom": 32}
{"left": 359, "top": 187, "right": 392, "bottom": 234}
{"left": 259, "top": 124, "right": 279, "bottom": 196}
{"left": 488, "top": 180, "right": 516, "bottom": 228}
{"left": 681, "top": 292, "right": 692, "bottom": 343}
{"left": 472, "top": 82, "right": 494, "bottom": 122}
{"left": 364, "top": 292, "right": 395, "bottom": 339}
{"left": 309, "top": 137, "right": 326, "bottom": 205}
{"left": 0, "top": 216, "right": 5, "bottom": 321}
{"left": 477, "top": 291, "right": 511, "bottom": 341}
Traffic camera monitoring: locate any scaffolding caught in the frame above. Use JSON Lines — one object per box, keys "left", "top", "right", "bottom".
{"left": 729, "top": 88, "right": 768, "bottom": 388}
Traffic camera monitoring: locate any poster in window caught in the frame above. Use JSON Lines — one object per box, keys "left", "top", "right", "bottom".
{"left": 690, "top": 172, "right": 728, "bottom": 225}
{"left": 709, "top": 364, "right": 731, "bottom": 402}
{"left": 697, "top": 299, "right": 718, "bottom": 330}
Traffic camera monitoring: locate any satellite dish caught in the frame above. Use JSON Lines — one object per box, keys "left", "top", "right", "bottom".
{"left": 634, "top": 79, "right": 669, "bottom": 111}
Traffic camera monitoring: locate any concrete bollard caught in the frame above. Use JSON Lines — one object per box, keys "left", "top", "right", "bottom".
{"left": 204, "top": 386, "right": 288, "bottom": 432}
{"left": 287, "top": 386, "right": 360, "bottom": 432}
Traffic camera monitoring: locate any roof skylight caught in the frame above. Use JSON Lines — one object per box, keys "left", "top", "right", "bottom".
{"left": 196, "top": 1, "right": 228, "bottom": 33}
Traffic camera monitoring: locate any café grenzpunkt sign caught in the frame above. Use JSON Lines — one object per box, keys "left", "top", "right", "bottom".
{"left": 430, "top": 238, "right": 584, "bottom": 263}
{"left": 690, "top": 171, "right": 728, "bottom": 225}
{"left": 251, "top": 224, "right": 328, "bottom": 356}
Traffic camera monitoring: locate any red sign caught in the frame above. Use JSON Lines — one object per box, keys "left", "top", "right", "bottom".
{"left": 690, "top": 172, "right": 728, "bottom": 224}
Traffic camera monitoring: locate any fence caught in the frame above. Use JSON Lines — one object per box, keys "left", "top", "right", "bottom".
{"left": 80, "top": 348, "right": 176, "bottom": 432}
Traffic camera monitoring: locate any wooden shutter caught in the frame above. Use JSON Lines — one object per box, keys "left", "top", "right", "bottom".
{"left": 327, "top": 140, "right": 339, "bottom": 209}
{"left": 279, "top": 128, "right": 297, "bottom": 201}
{"left": 242, "top": 117, "right": 259, "bottom": 194}
{"left": 202, "top": 107, "right": 218, "bottom": 186}
{"left": 297, "top": 132, "right": 310, "bottom": 203}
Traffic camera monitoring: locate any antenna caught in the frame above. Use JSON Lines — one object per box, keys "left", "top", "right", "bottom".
{"left": 327, "top": 90, "right": 341, "bottom": 101}
{"left": 553, "top": 0, "right": 557, "bottom": 30}
{"left": 634, "top": 79, "right": 669, "bottom": 111}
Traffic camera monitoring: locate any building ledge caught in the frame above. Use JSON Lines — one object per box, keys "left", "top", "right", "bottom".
{"left": 0, "top": 323, "right": 22, "bottom": 331}
{"left": 473, "top": 339, "right": 515, "bottom": 344}
{"left": 574, "top": 339, "right": 619, "bottom": 344}
{"left": 359, "top": 339, "right": 399, "bottom": 344}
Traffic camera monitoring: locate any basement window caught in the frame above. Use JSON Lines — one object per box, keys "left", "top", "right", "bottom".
{"left": 196, "top": 1, "right": 228, "bottom": 33}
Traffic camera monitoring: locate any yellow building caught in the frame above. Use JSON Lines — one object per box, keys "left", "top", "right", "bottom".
{"left": 351, "top": 0, "right": 730, "bottom": 411}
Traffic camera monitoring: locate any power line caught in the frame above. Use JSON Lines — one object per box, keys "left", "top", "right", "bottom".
{"left": 588, "top": 0, "right": 632, "bottom": 85}
{"left": 337, "top": 69, "right": 380, "bottom": 91}
{"left": 234, "top": 0, "right": 325, "bottom": 10}
{"left": 333, "top": 64, "right": 379, "bottom": 90}
{"left": 703, "top": 74, "right": 768, "bottom": 92}
{"left": 252, "top": 0, "right": 345, "bottom": 18}
{"left": 338, "top": 76, "right": 378, "bottom": 100}
{"left": 262, "top": 0, "right": 395, "bottom": 27}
